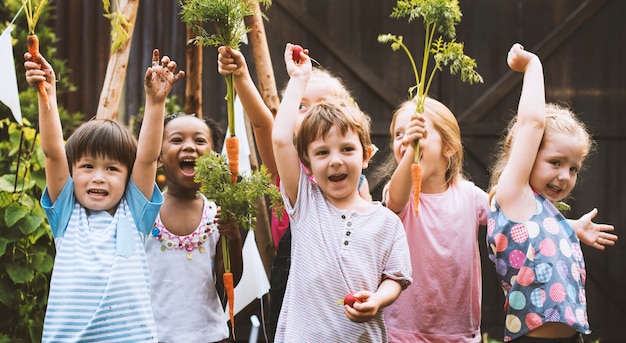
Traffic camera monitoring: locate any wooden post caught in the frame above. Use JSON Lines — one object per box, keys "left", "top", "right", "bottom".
{"left": 245, "top": 5, "right": 280, "bottom": 275}
{"left": 96, "top": 0, "right": 140, "bottom": 120}
{"left": 185, "top": 26, "right": 203, "bottom": 117}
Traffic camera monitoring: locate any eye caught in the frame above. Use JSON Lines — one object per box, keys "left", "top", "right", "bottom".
{"left": 569, "top": 166, "right": 579, "bottom": 174}
{"left": 550, "top": 160, "right": 561, "bottom": 167}
{"left": 169, "top": 137, "right": 183, "bottom": 143}
{"left": 107, "top": 166, "right": 121, "bottom": 172}
{"left": 394, "top": 131, "right": 405, "bottom": 140}
{"left": 298, "top": 104, "right": 308, "bottom": 111}
{"left": 195, "top": 137, "right": 208, "bottom": 144}
{"left": 342, "top": 146, "right": 356, "bottom": 152}
{"left": 315, "top": 149, "right": 329, "bottom": 156}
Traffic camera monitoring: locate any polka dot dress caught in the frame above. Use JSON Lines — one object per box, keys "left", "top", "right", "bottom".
{"left": 487, "top": 193, "right": 590, "bottom": 341}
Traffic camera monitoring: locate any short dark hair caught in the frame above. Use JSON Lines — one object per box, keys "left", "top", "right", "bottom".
{"left": 65, "top": 118, "right": 137, "bottom": 176}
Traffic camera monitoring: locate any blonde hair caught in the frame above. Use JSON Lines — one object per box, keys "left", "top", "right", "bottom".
{"left": 488, "top": 102, "right": 594, "bottom": 200}
{"left": 376, "top": 97, "right": 464, "bottom": 185}
{"left": 296, "top": 99, "right": 372, "bottom": 171}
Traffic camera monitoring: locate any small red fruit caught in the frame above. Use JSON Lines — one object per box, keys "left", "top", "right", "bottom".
{"left": 292, "top": 44, "right": 307, "bottom": 63}
{"left": 343, "top": 293, "right": 361, "bottom": 307}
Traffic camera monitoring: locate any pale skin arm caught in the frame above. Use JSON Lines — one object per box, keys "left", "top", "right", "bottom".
{"left": 386, "top": 116, "right": 426, "bottom": 213}
{"left": 24, "top": 53, "right": 67, "bottom": 203}
{"left": 134, "top": 49, "right": 185, "bottom": 198}
{"left": 568, "top": 208, "right": 617, "bottom": 250}
{"left": 495, "top": 43, "right": 547, "bottom": 222}
{"left": 217, "top": 46, "right": 278, "bottom": 183}
{"left": 272, "top": 43, "right": 312, "bottom": 206}
{"left": 344, "top": 278, "right": 402, "bottom": 323}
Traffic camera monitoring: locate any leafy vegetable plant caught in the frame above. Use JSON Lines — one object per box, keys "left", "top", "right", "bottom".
{"left": 179, "top": 1, "right": 272, "bottom": 335}
{"left": 378, "top": 0, "right": 483, "bottom": 214}
{"left": 194, "top": 151, "right": 281, "bottom": 336}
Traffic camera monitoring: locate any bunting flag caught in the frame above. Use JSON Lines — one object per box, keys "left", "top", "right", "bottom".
{"left": 222, "top": 95, "right": 270, "bottom": 316}
{"left": 0, "top": 25, "right": 23, "bottom": 125}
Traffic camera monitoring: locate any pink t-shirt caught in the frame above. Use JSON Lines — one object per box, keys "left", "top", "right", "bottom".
{"left": 383, "top": 180, "right": 488, "bottom": 343}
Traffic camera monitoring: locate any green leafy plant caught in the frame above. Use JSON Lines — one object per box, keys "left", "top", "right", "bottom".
{"left": 102, "top": 0, "right": 133, "bottom": 52}
{"left": 378, "top": 0, "right": 482, "bottom": 214}
{"left": 0, "top": 118, "right": 53, "bottom": 343}
{"left": 195, "top": 152, "right": 282, "bottom": 232}
{"left": 194, "top": 151, "right": 282, "bottom": 335}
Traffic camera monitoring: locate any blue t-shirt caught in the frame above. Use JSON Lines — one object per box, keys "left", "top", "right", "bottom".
{"left": 41, "top": 177, "right": 163, "bottom": 342}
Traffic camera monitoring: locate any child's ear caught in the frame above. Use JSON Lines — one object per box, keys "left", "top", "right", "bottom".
{"left": 157, "top": 155, "right": 164, "bottom": 169}
{"left": 362, "top": 145, "right": 374, "bottom": 169}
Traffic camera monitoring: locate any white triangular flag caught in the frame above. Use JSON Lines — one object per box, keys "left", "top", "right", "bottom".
{"left": 0, "top": 25, "right": 23, "bottom": 125}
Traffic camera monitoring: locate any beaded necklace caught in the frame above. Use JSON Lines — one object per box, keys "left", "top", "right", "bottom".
{"left": 151, "top": 201, "right": 218, "bottom": 260}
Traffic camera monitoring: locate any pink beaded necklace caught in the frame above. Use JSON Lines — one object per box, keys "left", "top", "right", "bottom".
{"left": 151, "top": 202, "right": 219, "bottom": 260}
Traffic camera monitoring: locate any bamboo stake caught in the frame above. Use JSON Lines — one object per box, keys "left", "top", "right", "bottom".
{"left": 96, "top": 0, "right": 139, "bottom": 120}
{"left": 244, "top": 5, "right": 279, "bottom": 274}
{"left": 185, "top": 25, "right": 203, "bottom": 117}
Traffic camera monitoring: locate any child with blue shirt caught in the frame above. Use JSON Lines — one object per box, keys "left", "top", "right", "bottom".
{"left": 25, "top": 49, "right": 184, "bottom": 342}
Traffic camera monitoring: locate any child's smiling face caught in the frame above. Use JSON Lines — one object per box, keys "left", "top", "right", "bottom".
{"left": 72, "top": 155, "right": 129, "bottom": 215}
{"left": 307, "top": 126, "right": 368, "bottom": 208}
{"left": 530, "top": 132, "right": 584, "bottom": 203}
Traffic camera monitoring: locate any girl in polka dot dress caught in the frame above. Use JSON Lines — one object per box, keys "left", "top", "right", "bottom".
{"left": 487, "top": 43, "right": 616, "bottom": 343}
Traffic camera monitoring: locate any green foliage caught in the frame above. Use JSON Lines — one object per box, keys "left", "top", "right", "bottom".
{"left": 179, "top": 0, "right": 271, "bottom": 49}
{"left": 378, "top": 0, "right": 483, "bottom": 162}
{"left": 20, "top": 0, "right": 47, "bottom": 34}
{"left": 0, "top": 119, "right": 53, "bottom": 343}
{"left": 378, "top": 0, "right": 483, "bottom": 111}
{"left": 195, "top": 152, "right": 283, "bottom": 232}
{"left": 102, "top": 0, "right": 133, "bottom": 52}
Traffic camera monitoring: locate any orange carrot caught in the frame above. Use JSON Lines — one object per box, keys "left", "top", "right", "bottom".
{"left": 411, "top": 163, "right": 421, "bottom": 216}
{"left": 26, "top": 34, "right": 49, "bottom": 110}
{"left": 223, "top": 271, "right": 235, "bottom": 339}
{"left": 225, "top": 136, "right": 239, "bottom": 184}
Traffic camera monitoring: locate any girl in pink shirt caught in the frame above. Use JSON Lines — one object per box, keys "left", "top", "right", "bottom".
{"left": 381, "top": 97, "right": 489, "bottom": 343}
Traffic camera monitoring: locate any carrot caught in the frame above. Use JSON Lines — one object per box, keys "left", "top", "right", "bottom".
{"left": 225, "top": 135, "right": 239, "bottom": 184}
{"left": 223, "top": 271, "right": 235, "bottom": 339}
{"left": 26, "top": 34, "right": 49, "bottom": 110}
{"left": 411, "top": 162, "right": 421, "bottom": 216}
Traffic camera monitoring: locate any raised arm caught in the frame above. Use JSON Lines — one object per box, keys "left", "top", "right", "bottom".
{"left": 217, "top": 46, "right": 277, "bottom": 183}
{"left": 134, "top": 49, "right": 185, "bottom": 198}
{"left": 386, "top": 115, "right": 426, "bottom": 213}
{"left": 272, "top": 43, "right": 311, "bottom": 206}
{"left": 495, "top": 43, "right": 546, "bottom": 221}
{"left": 24, "top": 53, "right": 68, "bottom": 202}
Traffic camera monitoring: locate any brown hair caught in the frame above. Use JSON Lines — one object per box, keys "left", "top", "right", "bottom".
{"left": 295, "top": 99, "right": 372, "bottom": 171}
{"left": 65, "top": 118, "right": 138, "bottom": 177}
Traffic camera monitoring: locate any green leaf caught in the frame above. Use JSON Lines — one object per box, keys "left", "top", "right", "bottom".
{"left": 18, "top": 214, "right": 44, "bottom": 236}
{"left": 6, "top": 262, "right": 35, "bottom": 284}
{"left": 0, "top": 237, "right": 9, "bottom": 257}
{"left": 0, "top": 279, "right": 16, "bottom": 306}
{"left": 4, "top": 203, "right": 28, "bottom": 227}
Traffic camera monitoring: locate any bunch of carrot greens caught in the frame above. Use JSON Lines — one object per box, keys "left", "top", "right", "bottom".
{"left": 194, "top": 152, "right": 281, "bottom": 336}
{"left": 179, "top": 0, "right": 272, "bottom": 336}
{"left": 378, "top": 0, "right": 483, "bottom": 215}
{"left": 22, "top": 0, "right": 49, "bottom": 109}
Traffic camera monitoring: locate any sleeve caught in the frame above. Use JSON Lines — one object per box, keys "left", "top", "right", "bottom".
{"left": 40, "top": 177, "right": 75, "bottom": 238}
{"left": 126, "top": 180, "right": 164, "bottom": 235}
{"left": 280, "top": 166, "right": 309, "bottom": 226}
{"left": 382, "top": 215, "right": 413, "bottom": 289}
{"left": 474, "top": 185, "right": 489, "bottom": 226}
